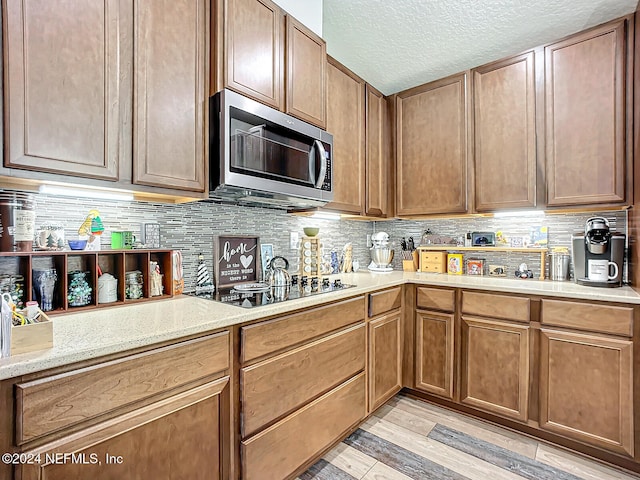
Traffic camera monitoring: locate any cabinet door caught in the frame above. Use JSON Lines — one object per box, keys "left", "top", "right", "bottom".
{"left": 133, "top": 0, "right": 208, "bottom": 192}
{"left": 285, "top": 15, "right": 326, "bottom": 128}
{"left": 396, "top": 73, "right": 468, "bottom": 215}
{"left": 369, "top": 312, "right": 402, "bottom": 411}
{"left": 365, "top": 84, "right": 390, "bottom": 217}
{"left": 473, "top": 52, "right": 536, "bottom": 211}
{"left": 224, "top": 0, "right": 284, "bottom": 110}
{"left": 540, "top": 328, "right": 633, "bottom": 457}
{"left": 4, "top": 0, "right": 129, "bottom": 180}
{"left": 415, "top": 310, "right": 454, "bottom": 399}
{"left": 325, "top": 57, "right": 365, "bottom": 214}
{"left": 461, "top": 316, "right": 529, "bottom": 421}
{"left": 545, "top": 18, "right": 629, "bottom": 206}
{"left": 19, "top": 379, "right": 229, "bottom": 480}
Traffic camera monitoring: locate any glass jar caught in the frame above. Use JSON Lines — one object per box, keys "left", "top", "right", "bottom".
{"left": 67, "top": 271, "right": 92, "bottom": 307}
{"left": 125, "top": 270, "right": 144, "bottom": 300}
{"left": 0, "top": 273, "right": 25, "bottom": 308}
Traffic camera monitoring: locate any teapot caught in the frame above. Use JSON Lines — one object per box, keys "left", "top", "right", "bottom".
{"left": 265, "top": 256, "right": 292, "bottom": 287}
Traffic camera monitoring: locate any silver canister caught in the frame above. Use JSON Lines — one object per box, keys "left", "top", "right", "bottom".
{"left": 550, "top": 253, "right": 571, "bottom": 281}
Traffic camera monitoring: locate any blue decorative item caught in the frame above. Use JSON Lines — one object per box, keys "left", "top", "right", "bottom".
{"left": 330, "top": 250, "right": 339, "bottom": 274}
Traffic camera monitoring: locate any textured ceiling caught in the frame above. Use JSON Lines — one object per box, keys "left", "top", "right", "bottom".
{"left": 323, "top": 0, "right": 637, "bottom": 95}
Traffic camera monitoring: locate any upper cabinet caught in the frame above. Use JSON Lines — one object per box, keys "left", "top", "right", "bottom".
{"left": 221, "top": 0, "right": 326, "bottom": 128}
{"left": 324, "top": 57, "right": 392, "bottom": 217}
{"left": 3, "top": 0, "right": 129, "bottom": 180}
{"left": 365, "top": 85, "right": 392, "bottom": 217}
{"left": 396, "top": 73, "right": 469, "bottom": 216}
{"left": 285, "top": 16, "right": 327, "bottom": 128}
{"left": 545, "top": 17, "right": 632, "bottom": 207}
{"left": 133, "top": 0, "right": 209, "bottom": 192}
{"left": 325, "top": 57, "right": 366, "bottom": 214}
{"left": 3, "top": 0, "right": 209, "bottom": 196}
{"left": 223, "top": 0, "right": 284, "bottom": 110}
{"left": 473, "top": 52, "right": 537, "bottom": 211}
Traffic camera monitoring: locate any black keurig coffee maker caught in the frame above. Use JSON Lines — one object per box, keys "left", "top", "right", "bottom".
{"left": 571, "top": 217, "right": 624, "bottom": 287}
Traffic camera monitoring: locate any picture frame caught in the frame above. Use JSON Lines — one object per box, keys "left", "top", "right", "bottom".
{"left": 447, "top": 253, "right": 463, "bottom": 275}
{"left": 260, "top": 244, "right": 274, "bottom": 281}
{"left": 213, "top": 235, "right": 260, "bottom": 289}
{"left": 509, "top": 236, "right": 525, "bottom": 248}
{"left": 141, "top": 223, "right": 161, "bottom": 248}
{"left": 466, "top": 258, "right": 485, "bottom": 275}
{"left": 471, "top": 232, "right": 495, "bottom": 247}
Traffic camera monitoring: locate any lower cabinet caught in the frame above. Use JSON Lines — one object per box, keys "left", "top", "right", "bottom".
{"left": 415, "top": 309, "right": 454, "bottom": 399}
{"left": 240, "top": 296, "right": 367, "bottom": 479}
{"left": 539, "top": 328, "right": 634, "bottom": 457}
{"left": 241, "top": 373, "right": 366, "bottom": 480}
{"left": 460, "top": 316, "right": 530, "bottom": 422}
{"left": 18, "top": 379, "right": 228, "bottom": 480}
{"left": 368, "top": 312, "right": 402, "bottom": 411}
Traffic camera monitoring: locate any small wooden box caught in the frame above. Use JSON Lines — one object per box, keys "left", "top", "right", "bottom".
{"left": 11, "top": 320, "right": 53, "bottom": 356}
{"left": 420, "top": 251, "right": 447, "bottom": 273}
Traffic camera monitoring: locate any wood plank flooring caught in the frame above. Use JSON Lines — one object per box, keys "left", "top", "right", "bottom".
{"left": 300, "top": 394, "right": 639, "bottom": 480}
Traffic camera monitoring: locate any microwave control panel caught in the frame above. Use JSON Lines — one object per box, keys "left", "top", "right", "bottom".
{"left": 321, "top": 156, "right": 331, "bottom": 191}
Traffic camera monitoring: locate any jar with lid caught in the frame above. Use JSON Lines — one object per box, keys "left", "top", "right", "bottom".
{"left": 0, "top": 192, "right": 35, "bottom": 252}
{"left": 67, "top": 271, "right": 92, "bottom": 307}
{"left": 98, "top": 273, "right": 118, "bottom": 303}
{"left": 125, "top": 270, "right": 144, "bottom": 299}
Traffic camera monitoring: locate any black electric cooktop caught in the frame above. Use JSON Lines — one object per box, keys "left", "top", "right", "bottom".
{"left": 187, "top": 278, "right": 354, "bottom": 308}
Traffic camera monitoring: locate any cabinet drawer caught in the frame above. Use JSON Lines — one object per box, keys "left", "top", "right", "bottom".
{"left": 241, "top": 323, "right": 365, "bottom": 437}
{"left": 541, "top": 299, "right": 634, "bottom": 336}
{"left": 416, "top": 287, "right": 455, "bottom": 313}
{"left": 368, "top": 287, "right": 402, "bottom": 317}
{"left": 462, "top": 291, "right": 530, "bottom": 322}
{"left": 242, "top": 373, "right": 366, "bottom": 480}
{"left": 16, "top": 332, "right": 230, "bottom": 444}
{"left": 241, "top": 296, "right": 365, "bottom": 363}
{"left": 420, "top": 251, "right": 447, "bottom": 272}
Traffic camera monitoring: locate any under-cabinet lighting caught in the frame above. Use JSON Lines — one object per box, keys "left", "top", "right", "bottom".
{"left": 39, "top": 184, "right": 134, "bottom": 202}
{"left": 311, "top": 212, "right": 341, "bottom": 221}
{"left": 493, "top": 210, "right": 545, "bottom": 218}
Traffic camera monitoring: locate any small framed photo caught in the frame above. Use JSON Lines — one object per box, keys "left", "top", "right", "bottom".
{"left": 466, "top": 258, "right": 485, "bottom": 275}
{"left": 260, "top": 244, "right": 274, "bottom": 281}
{"left": 447, "top": 254, "right": 463, "bottom": 275}
{"left": 509, "top": 236, "right": 525, "bottom": 248}
{"left": 489, "top": 264, "right": 507, "bottom": 277}
{"left": 141, "top": 223, "right": 161, "bottom": 248}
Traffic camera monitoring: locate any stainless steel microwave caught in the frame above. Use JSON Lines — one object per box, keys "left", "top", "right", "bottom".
{"left": 209, "top": 89, "right": 333, "bottom": 209}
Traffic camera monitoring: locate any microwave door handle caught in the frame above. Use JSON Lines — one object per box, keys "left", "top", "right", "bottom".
{"left": 313, "top": 140, "right": 327, "bottom": 189}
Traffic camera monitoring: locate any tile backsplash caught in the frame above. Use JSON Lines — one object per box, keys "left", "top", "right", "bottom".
{"left": 378, "top": 210, "right": 628, "bottom": 280}
{"left": 27, "top": 195, "right": 371, "bottom": 290}
{"left": 2, "top": 189, "right": 629, "bottom": 287}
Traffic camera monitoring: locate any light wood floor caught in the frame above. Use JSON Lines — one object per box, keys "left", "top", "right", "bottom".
{"left": 300, "top": 393, "right": 640, "bottom": 480}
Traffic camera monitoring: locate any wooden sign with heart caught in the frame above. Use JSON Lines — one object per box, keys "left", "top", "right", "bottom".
{"left": 214, "top": 235, "right": 260, "bottom": 289}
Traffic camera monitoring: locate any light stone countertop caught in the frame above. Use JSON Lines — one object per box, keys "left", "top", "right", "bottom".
{"left": 2, "top": 271, "right": 639, "bottom": 381}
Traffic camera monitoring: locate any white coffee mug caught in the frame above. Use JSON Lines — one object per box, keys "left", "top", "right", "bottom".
{"left": 587, "top": 259, "right": 619, "bottom": 282}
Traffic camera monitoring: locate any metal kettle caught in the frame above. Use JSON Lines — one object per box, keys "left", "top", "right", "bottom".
{"left": 265, "top": 256, "right": 292, "bottom": 287}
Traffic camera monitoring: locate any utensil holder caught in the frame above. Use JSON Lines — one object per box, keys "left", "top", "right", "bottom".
{"left": 403, "top": 252, "right": 419, "bottom": 272}
{"left": 402, "top": 260, "right": 415, "bottom": 272}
